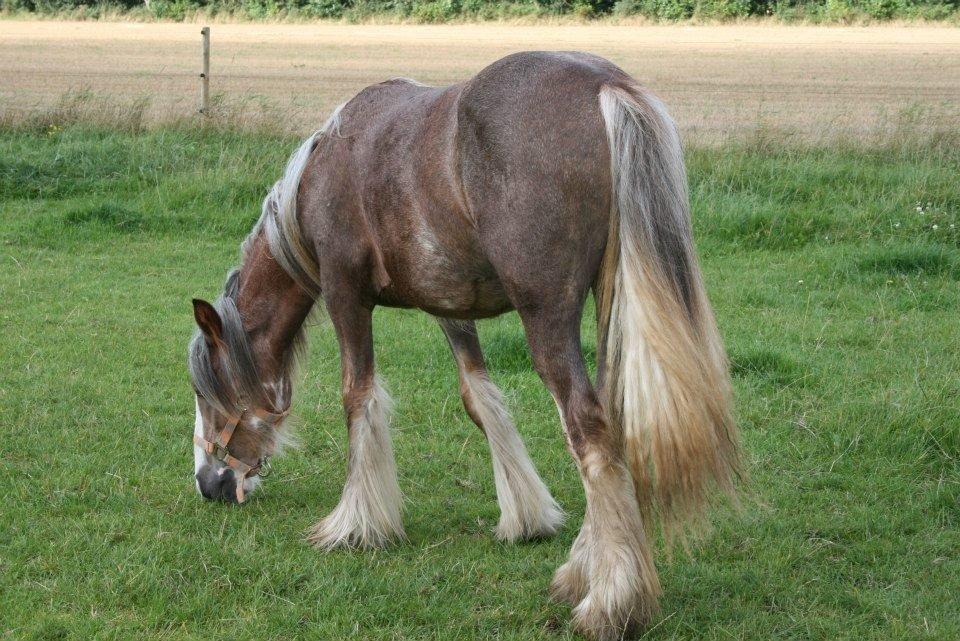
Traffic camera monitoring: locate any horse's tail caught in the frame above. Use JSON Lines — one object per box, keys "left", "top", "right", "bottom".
{"left": 596, "top": 84, "right": 739, "bottom": 538}
{"left": 258, "top": 104, "right": 345, "bottom": 298}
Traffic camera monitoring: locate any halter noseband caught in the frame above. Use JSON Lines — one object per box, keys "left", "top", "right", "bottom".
{"left": 193, "top": 406, "right": 289, "bottom": 502}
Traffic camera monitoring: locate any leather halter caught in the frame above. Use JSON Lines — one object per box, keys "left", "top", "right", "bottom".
{"left": 193, "top": 406, "right": 289, "bottom": 502}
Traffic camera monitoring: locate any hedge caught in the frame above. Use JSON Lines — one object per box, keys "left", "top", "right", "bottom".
{"left": 2, "top": 0, "right": 958, "bottom": 21}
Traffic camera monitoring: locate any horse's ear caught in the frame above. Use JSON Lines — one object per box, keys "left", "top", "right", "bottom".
{"left": 192, "top": 299, "right": 224, "bottom": 347}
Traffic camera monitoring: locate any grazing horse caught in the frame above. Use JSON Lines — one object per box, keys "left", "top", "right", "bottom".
{"left": 188, "top": 51, "right": 738, "bottom": 639}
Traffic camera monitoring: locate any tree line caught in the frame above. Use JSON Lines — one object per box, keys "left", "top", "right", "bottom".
{"left": 3, "top": 0, "right": 957, "bottom": 22}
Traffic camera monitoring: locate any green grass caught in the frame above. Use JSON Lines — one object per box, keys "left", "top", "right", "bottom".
{"left": 1, "top": 124, "right": 958, "bottom": 640}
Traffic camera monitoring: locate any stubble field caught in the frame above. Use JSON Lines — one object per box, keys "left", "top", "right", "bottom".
{"left": 2, "top": 21, "right": 959, "bottom": 139}
{"left": 1, "top": 20, "right": 959, "bottom": 641}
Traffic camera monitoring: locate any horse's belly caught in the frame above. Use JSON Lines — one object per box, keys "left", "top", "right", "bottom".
{"left": 420, "top": 274, "right": 513, "bottom": 319}
{"left": 379, "top": 246, "right": 513, "bottom": 320}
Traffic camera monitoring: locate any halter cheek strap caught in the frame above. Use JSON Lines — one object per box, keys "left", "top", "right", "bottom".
{"left": 193, "top": 406, "right": 289, "bottom": 502}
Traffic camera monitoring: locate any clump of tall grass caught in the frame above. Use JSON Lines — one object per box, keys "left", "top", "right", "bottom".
{"left": 727, "top": 102, "right": 960, "bottom": 161}
{"left": 0, "top": 89, "right": 313, "bottom": 137}
{"left": 0, "top": 89, "right": 152, "bottom": 134}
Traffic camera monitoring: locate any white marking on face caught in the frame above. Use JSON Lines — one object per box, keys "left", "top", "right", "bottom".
{"left": 193, "top": 398, "right": 205, "bottom": 494}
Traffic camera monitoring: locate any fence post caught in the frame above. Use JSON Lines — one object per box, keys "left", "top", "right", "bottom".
{"left": 200, "top": 27, "right": 210, "bottom": 115}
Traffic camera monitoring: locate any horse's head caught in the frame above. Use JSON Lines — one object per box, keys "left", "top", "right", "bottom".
{"left": 188, "top": 297, "right": 292, "bottom": 503}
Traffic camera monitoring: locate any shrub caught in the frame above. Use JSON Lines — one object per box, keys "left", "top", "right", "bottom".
{"left": 302, "top": 0, "right": 346, "bottom": 16}
{"left": 695, "top": 0, "right": 751, "bottom": 17}
{"left": 149, "top": 0, "right": 195, "bottom": 19}
{"left": 411, "top": 0, "right": 460, "bottom": 20}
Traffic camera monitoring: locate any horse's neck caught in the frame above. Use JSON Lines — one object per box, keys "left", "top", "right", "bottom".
{"left": 236, "top": 234, "right": 314, "bottom": 380}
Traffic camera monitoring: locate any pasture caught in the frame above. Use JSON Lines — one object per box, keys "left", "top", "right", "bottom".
{"left": 2, "top": 22, "right": 959, "bottom": 641}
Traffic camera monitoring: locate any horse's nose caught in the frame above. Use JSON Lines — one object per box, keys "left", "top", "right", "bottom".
{"left": 195, "top": 465, "right": 237, "bottom": 502}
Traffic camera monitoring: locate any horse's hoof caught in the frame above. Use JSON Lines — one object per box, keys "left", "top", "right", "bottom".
{"left": 570, "top": 592, "right": 650, "bottom": 641}
{"left": 305, "top": 514, "right": 404, "bottom": 551}
{"left": 549, "top": 559, "right": 588, "bottom": 607}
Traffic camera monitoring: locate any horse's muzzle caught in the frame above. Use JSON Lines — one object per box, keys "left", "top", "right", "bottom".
{"left": 196, "top": 465, "right": 239, "bottom": 503}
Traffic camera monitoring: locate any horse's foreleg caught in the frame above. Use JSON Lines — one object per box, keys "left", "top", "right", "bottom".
{"left": 438, "top": 318, "right": 563, "bottom": 541}
{"left": 307, "top": 302, "right": 404, "bottom": 550}
{"left": 521, "top": 309, "right": 660, "bottom": 641}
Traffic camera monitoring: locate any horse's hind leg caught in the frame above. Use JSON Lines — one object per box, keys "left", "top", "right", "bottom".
{"left": 307, "top": 300, "right": 404, "bottom": 549}
{"left": 438, "top": 318, "right": 563, "bottom": 541}
{"left": 520, "top": 307, "right": 659, "bottom": 640}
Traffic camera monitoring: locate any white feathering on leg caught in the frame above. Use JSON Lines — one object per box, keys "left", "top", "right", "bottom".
{"left": 308, "top": 377, "right": 405, "bottom": 549}
{"left": 463, "top": 371, "right": 564, "bottom": 541}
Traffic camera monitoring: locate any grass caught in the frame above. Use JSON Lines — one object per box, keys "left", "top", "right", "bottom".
{"left": 1, "top": 122, "right": 958, "bottom": 640}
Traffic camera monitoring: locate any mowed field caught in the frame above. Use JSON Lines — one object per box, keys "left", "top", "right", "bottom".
{"left": 2, "top": 20, "right": 960, "bottom": 641}
{"left": 2, "top": 21, "right": 960, "bottom": 140}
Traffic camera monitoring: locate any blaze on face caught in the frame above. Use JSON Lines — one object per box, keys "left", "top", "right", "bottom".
{"left": 189, "top": 298, "right": 282, "bottom": 503}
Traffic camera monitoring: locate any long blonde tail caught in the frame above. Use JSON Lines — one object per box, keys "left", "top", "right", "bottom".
{"left": 596, "top": 85, "right": 739, "bottom": 537}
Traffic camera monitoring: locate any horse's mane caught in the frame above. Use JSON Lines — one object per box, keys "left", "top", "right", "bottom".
{"left": 258, "top": 102, "right": 344, "bottom": 298}
{"left": 187, "top": 273, "right": 273, "bottom": 417}
{"left": 186, "top": 103, "right": 345, "bottom": 417}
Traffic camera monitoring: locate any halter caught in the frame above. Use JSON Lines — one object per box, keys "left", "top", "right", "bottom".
{"left": 193, "top": 406, "right": 289, "bottom": 502}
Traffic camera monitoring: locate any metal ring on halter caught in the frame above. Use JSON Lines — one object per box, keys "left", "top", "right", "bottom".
{"left": 257, "top": 458, "right": 273, "bottom": 479}
{"left": 193, "top": 405, "right": 289, "bottom": 502}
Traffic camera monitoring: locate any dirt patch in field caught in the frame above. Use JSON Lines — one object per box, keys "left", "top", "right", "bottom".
{"left": 1, "top": 21, "right": 958, "bottom": 141}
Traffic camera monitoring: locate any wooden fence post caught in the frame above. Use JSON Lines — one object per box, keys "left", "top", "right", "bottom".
{"left": 200, "top": 27, "right": 210, "bottom": 115}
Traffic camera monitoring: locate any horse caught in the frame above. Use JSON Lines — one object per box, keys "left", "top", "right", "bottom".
{"left": 187, "top": 51, "right": 739, "bottom": 640}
